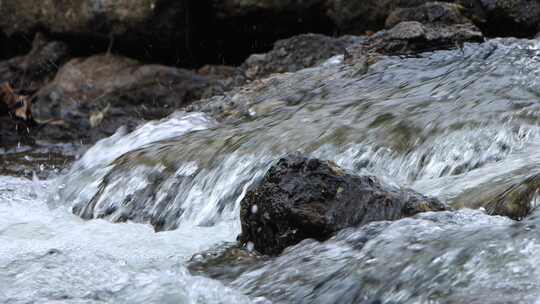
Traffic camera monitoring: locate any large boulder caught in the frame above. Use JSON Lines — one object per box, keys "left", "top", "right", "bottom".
{"left": 33, "top": 54, "right": 225, "bottom": 142}
{"left": 239, "top": 155, "right": 448, "bottom": 255}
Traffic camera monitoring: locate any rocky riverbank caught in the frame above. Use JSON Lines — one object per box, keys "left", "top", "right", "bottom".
{"left": 2, "top": 0, "right": 540, "bottom": 147}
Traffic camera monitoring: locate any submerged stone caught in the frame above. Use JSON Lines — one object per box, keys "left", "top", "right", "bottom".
{"left": 188, "top": 242, "right": 267, "bottom": 283}
{"left": 239, "top": 154, "right": 448, "bottom": 255}
{"left": 455, "top": 172, "right": 540, "bottom": 220}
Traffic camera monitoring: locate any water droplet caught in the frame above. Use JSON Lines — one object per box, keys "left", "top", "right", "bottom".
{"left": 251, "top": 204, "right": 258, "bottom": 214}
{"left": 247, "top": 241, "right": 254, "bottom": 252}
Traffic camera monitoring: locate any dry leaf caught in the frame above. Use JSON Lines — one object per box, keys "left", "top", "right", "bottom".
{"left": 0, "top": 82, "right": 34, "bottom": 121}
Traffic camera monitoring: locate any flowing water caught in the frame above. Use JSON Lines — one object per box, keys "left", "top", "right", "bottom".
{"left": 3, "top": 38, "right": 540, "bottom": 303}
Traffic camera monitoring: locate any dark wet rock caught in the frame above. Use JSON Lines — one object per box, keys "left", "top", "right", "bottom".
{"left": 484, "top": 174, "right": 540, "bottom": 220}
{"left": 346, "top": 21, "right": 483, "bottom": 59}
{"left": 239, "top": 34, "right": 362, "bottom": 81}
{"left": 32, "top": 54, "right": 225, "bottom": 143}
{"left": 188, "top": 242, "right": 267, "bottom": 283}
{"left": 385, "top": 2, "right": 473, "bottom": 28}
{"left": 239, "top": 154, "right": 447, "bottom": 255}
{"left": 0, "top": 33, "right": 70, "bottom": 93}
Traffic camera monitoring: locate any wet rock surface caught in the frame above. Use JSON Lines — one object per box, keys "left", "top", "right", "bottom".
{"left": 452, "top": 171, "right": 540, "bottom": 220}
{"left": 188, "top": 242, "right": 267, "bottom": 283}
{"left": 484, "top": 174, "right": 540, "bottom": 220}
{"left": 0, "top": 145, "right": 77, "bottom": 178}
{"left": 347, "top": 21, "right": 483, "bottom": 58}
{"left": 239, "top": 34, "right": 362, "bottom": 81}
{"left": 239, "top": 154, "right": 447, "bottom": 255}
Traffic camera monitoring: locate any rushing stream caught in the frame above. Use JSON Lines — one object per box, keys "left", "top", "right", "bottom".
{"left": 3, "top": 38, "right": 540, "bottom": 303}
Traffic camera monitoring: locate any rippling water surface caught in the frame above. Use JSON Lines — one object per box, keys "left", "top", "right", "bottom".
{"left": 3, "top": 38, "right": 540, "bottom": 303}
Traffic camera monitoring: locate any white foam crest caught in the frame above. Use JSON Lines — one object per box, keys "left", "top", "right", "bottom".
{"left": 74, "top": 111, "right": 217, "bottom": 171}
{"left": 0, "top": 176, "right": 260, "bottom": 303}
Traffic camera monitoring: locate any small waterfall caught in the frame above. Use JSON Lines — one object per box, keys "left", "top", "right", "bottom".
{"left": 57, "top": 39, "right": 540, "bottom": 232}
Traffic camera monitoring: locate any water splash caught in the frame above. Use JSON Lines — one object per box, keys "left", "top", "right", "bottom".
{"left": 59, "top": 38, "right": 540, "bottom": 230}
